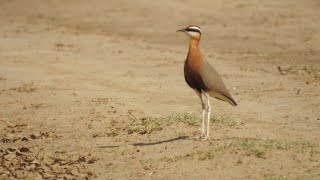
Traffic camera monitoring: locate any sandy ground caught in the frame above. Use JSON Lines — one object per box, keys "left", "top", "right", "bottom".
{"left": 0, "top": 0, "right": 320, "bottom": 179}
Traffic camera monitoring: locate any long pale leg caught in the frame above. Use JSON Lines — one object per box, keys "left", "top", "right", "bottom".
{"left": 206, "top": 97, "right": 211, "bottom": 139}
{"left": 202, "top": 109, "right": 205, "bottom": 137}
{"left": 202, "top": 91, "right": 211, "bottom": 140}
{"left": 195, "top": 91, "right": 206, "bottom": 138}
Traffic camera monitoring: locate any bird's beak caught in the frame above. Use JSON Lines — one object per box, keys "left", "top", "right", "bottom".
{"left": 176, "top": 28, "right": 186, "bottom": 33}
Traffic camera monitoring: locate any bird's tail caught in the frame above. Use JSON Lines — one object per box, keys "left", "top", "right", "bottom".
{"left": 209, "top": 91, "right": 237, "bottom": 106}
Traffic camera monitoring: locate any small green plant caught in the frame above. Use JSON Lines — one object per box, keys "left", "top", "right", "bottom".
{"left": 198, "top": 150, "right": 215, "bottom": 160}
{"left": 139, "top": 159, "right": 157, "bottom": 170}
{"left": 210, "top": 116, "right": 238, "bottom": 128}
{"left": 160, "top": 153, "right": 194, "bottom": 163}
{"left": 126, "top": 113, "right": 197, "bottom": 135}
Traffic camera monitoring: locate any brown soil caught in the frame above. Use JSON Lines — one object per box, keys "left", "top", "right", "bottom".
{"left": 0, "top": 0, "right": 320, "bottom": 179}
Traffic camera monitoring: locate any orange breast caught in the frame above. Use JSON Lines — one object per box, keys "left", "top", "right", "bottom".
{"left": 187, "top": 48, "right": 203, "bottom": 72}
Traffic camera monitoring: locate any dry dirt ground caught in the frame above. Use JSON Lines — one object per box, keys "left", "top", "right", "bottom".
{"left": 1, "top": 0, "right": 320, "bottom": 179}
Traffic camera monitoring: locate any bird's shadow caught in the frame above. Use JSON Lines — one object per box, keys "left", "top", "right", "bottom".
{"left": 94, "top": 145, "right": 120, "bottom": 149}
{"left": 131, "top": 136, "right": 189, "bottom": 147}
{"left": 94, "top": 136, "right": 191, "bottom": 149}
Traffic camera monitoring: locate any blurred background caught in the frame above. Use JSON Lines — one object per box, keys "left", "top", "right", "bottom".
{"left": 1, "top": 0, "right": 319, "bottom": 63}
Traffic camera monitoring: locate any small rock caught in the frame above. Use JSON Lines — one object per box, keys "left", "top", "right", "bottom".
{"left": 19, "top": 147, "right": 31, "bottom": 153}
{"left": 43, "top": 157, "right": 55, "bottom": 166}
{"left": 16, "top": 170, "right": 28, "bottom": 179}
{"left": 70, "top": 168, "right": 79, "bottom": 176}
{"left": 6, "top": 147, "right": 17, "bottom": 153}
{"left": 42, "top": 172, "right": 56, "bottom": 179}
{"left": 63, "top": 174, "right": 74, "bottom": 180}
{"left": 29, "top": 163, "right": 36, "bottom": 170}
{"left": 78, "top": 173, "right": 89, "bottom": 178}
{"left": 32, "top": 172, "right": 43, "bottom": 180}
{"left": 22, "top": 155, "right": 35, "bottom": 162}
{"left": 31, "top": 159, "right": 40, "bottom": 165}
{"left": 25, "top": 165, "right": 31, "bottom": 171}
{"left": 30, "top": 132, "right": 41, "bottom": 139}
{"left": 0, "top": 174, "right": 9, "bottom": 179}
{"left": 87, "top": 157, "right": 98, "bottom": 164}
{"left": 78, "top": 156, "right": 86, "bottom": 162}
{"left": 3, "top": 153, "right": 15, "bottom": 160}
{"left": 21, "top": 137, "right": 29, "bottom": 141}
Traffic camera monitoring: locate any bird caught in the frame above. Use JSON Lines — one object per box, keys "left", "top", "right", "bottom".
{"left": 176, "top": 25, "right": 237, "bottom": 140}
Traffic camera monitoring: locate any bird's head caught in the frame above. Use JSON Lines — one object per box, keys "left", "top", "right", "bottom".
{"left": 176, "top": 25, "right": 202, "bottom": 40}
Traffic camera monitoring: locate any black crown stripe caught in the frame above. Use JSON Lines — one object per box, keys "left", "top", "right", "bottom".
{"left": 186, "top": 28, "right": 201, "bottom": 34}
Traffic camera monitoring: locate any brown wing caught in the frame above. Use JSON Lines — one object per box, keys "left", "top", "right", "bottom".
{"left": 199, "top": 58, "right": 237, "bottom": 106}
{"left": 184, "top": 59, "right": 210, "bottom": 93}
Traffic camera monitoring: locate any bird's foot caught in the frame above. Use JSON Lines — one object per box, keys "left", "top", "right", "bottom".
{"left": 200, "top": 134, "right": 209, "bottom": 141}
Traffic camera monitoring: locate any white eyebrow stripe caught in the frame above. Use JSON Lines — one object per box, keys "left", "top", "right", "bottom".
{"left": 189, "top": 26, "right": 201, "bottom": 30}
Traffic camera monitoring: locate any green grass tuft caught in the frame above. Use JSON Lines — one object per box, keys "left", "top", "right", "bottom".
{"left": 198, "top": 150, "right": 215, "bottom": 160}
{"left": 140, "top": 138, "right": 320, "bottom": 166}
{"left": 126, "top": 113, "right": 238, "bottom": 135}
{"left": 210, "top": 115, "right": 238, "bottom": 128}
{"left": 265, "top": 175, "right": 308, "bottom": 180}
{"left": 196, "top": 138, "right": 320, "bottom": 159}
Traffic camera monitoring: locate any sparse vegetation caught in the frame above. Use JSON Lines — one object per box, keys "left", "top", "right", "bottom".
{"left": 140, "top": 138, "right": 320, "bottom": 165}
{"left": 265, "top": 175, "right": 311, "bottom": 180}
{"left": 197, "top": 138, "right": 320, "bottom": 160}
{"left": 9, "top": 82, "right": 37, "bottom": 93}
{"left": 126, "top": 113, "right": 239, "bottom": 135}
{"left": 210, "top": 115, "right": 239, "bottom": 128}
{"left": 139, "top": 159, "right": 157, "bottom": 170}
{"left": 160, "top": 153, "right": 194, "bottom": 163}
{"left": 198, "top": 149, "right": 215, "bottom": 160}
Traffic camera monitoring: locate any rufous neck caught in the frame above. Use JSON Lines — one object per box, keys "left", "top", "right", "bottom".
{"left": 187, "top": 38, "right": 202, "bottom": 70}
{"left": 188, "top": 38, "right": 200, "bottom": 55}
{"left": 189, "top": 38, "right": 200, "bottom": 50}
